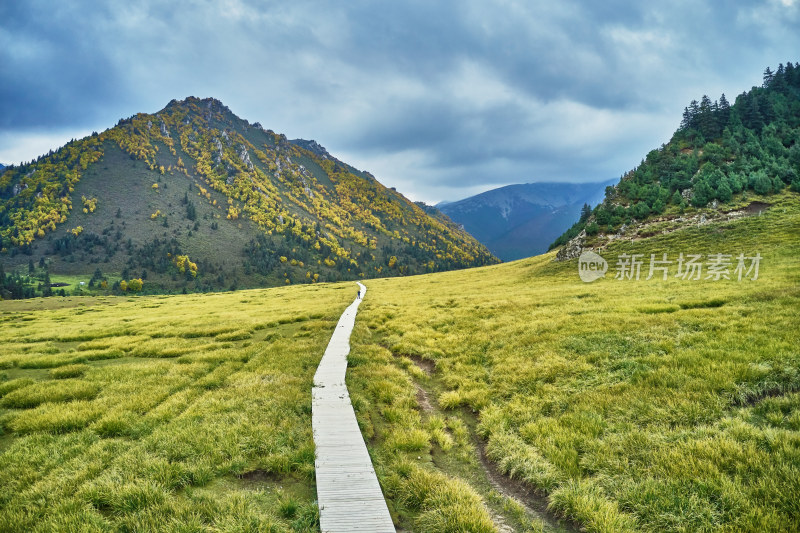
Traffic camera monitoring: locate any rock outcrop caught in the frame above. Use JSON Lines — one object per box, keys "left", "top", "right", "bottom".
{"left": 554, "top": 229, "right": 586, "bottom": 261}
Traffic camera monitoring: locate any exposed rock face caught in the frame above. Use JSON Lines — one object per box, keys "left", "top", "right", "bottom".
{"left": 238, "top": 145, "right": 254, "bottom": 170}
{"left": 555, "top": 229, "right": 586, "bottom": 261}
{"left": 160, "top": 122, "right": 170, "bottom": 138}
{"left": 213, "top": 138, "right": 224, "bottom": 164}
{"left": 290, "top": 139, "right": 330, "bottom": 158}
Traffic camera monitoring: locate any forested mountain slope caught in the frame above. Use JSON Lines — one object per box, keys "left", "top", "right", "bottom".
{"left": 552, "top": 62, "right": 800, "bottom": 250}
{"left": 0, "top": 98, "right": 497, "bottom": 295}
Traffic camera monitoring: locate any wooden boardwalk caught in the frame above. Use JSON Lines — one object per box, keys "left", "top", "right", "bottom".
{"left": 312, "top": 282, "right": 396, "bottom": 533}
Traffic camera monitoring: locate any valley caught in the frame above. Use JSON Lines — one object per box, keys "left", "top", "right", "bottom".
{"left": 1, "top": 188, "right": 798, "bottom": 532}
{"left": 1, "top": 51, "right": 799, "bottom": 533}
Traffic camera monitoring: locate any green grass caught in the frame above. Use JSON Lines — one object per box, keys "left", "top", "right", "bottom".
{"left": 349, "top": 191, "right": 800, "bottom": 532}
{"left": 0, "top": 282, "right": 350, "bottom": 532}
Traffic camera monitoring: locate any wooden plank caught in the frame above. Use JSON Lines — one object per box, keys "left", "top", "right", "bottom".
{"left": 312, "top": 282, "right": 396, "bottom": 533}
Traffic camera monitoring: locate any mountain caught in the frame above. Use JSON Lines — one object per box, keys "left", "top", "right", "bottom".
{"left": 0, "top": 97, "right": 497, "bottom": 295}
{"left": 437, "top": 180, "right": 614, "bottom": 261}
{"left": 552, "top": 61, "right": 800, "bottom": 253}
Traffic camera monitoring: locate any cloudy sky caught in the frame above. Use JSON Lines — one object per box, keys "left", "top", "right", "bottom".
{"left": 1, "top": 1, "right": 798, "bottom": 203}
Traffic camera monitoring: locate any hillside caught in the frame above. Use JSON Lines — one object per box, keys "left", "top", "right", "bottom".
{"left": 438, "top": 180, "right": 614, "bottom": 261}
{"left": 551, "top": 62, "right": 800, "bottom": 252}
{"left": 0, "top": 98, "right": 497, "bottom": 296}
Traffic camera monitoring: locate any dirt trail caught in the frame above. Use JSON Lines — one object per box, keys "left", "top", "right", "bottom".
{"left": 408, "top": 357, "right": 578, "bottom": 533}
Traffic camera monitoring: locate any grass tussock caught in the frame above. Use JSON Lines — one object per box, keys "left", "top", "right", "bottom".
{"left": 49, "top": 364, "right": 90, "bottom": 379}
{"left": 386, "top": 463, "right": 496, "bottom": 533}
{"left": 1, "top": 380, "right": 99, "bottom": 409}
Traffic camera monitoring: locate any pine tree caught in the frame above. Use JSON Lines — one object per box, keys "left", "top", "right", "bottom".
{"left": 680, "top": 107, "right": 693, "bottom": 130}
{"left": 579, "top": 203, "right": 592, "bottom": 222}
{"left": 785, "top": 62, "right": 798, "bottom": 87}
{"left": 718, "top": 93, "right": 731, "bottom": 126}
{"left": 687, "top": 99, "right": 700, "bottom": 129}
{"left": 699, "top": 95, "right": 718, "bottom": 139}
{"left": 42, "top": 271, "right": 52, "bottom": 297}
{"left": 743, "top": 94, "right": 764, "bottom": 131}
{"left": 763, "top": 66, "right": 774, "bottom": 87}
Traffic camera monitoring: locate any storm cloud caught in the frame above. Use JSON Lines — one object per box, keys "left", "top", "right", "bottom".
{"left": 1, "top": 0, "right": 798, "bottom": 202}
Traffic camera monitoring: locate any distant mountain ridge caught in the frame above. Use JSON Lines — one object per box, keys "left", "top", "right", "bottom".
{"left": 0, "top": 97, "right": 497, "bottom": 295}
{"left": 437, "top": 180, "right": 614, "bottom": 261}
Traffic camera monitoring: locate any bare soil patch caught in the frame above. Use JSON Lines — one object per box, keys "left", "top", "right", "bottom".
{"left": 744, "top": 201, "right": 771, "bottom": 214}
{"left": 476, "top": 438, "right": 579, "bottom": 532}
{"left": 415, "top": 384, "right": 434, "bottom": 413}
{"left": 236, "top": 469, "right": 280, "bottom": 483}
{"left": 407, "top": 354, "right": 435, "bottom": 375}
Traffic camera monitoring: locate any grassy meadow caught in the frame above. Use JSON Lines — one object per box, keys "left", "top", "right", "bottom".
{"left": 348, "top": 192, "right": 800, "bottom": 532}
{"left": 0, "top": 284, "right": 353, "bottom": 532}
{"left": 1, "top": 191, "right": 798, "bottom": 532}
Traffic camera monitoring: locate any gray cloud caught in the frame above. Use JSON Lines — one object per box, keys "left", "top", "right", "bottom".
{"left": 1, "top": 0, "right": 798, "bottom": 202}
